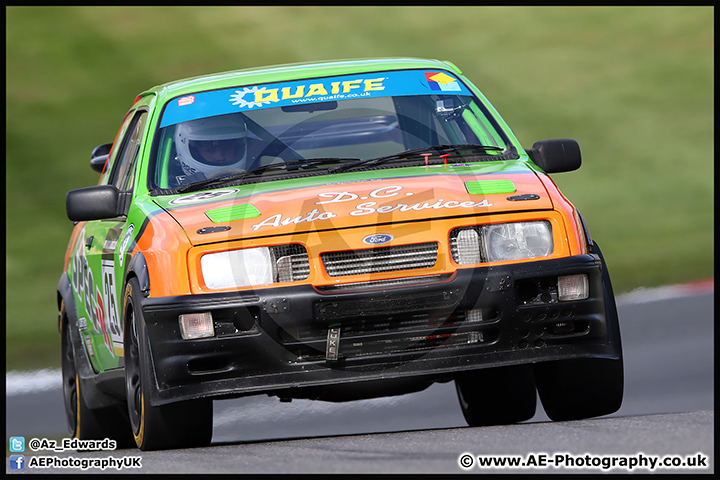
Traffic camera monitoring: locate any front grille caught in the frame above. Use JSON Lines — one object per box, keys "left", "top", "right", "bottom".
{"left": 288, "top": 311, "right": 466, "bottom": 343}
{"left": 316, "top": 274, "right": 451, "bottom": 292}
{"left": 449, "top": 227, "right": 483, "bottom": 264}
{"left": 270, "top": 244, "right": 309, "bottom": 282}
{"left": 279, "top": 310, "right": 500, "bottom": 362}
{"left": 321, "top": 242, "right": 438, "bottom": 277}
{"left": 315, "top": 288, "right": 461, "bottom": 321}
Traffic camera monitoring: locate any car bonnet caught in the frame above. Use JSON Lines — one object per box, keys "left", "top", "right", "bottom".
{"left": 153, "top": 161, "right": 553, "bottom": 246}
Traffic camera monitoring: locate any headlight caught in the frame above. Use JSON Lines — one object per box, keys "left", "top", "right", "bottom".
{"left": 201, "top": 244, "right": 309, "bottom": 289}
{"left": 201, "top": 247, "right": 273, "bottom": 289}
{"left": 451, "top": 221, "right": 553, "bottom": 264}
{"left": 482, "top": 221, "right": 553, "bottom": 262}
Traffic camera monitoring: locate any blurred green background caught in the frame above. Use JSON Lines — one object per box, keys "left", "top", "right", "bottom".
{"left": 6, "top": 6, "right": 713, "bottom": 371}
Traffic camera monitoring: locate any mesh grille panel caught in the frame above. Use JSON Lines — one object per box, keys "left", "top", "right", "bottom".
{"left": 450, "top": 227, "right": 483, "bottom": 264}
{"left": 321, "top": 242, "right": 438, "bottom": 277}
{"left": 270, "top": 244, "right": 309, "bottom": 282}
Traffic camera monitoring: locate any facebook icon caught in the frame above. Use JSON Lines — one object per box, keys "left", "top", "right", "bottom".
{"left": 9, "top": 455, "right": 25, "bottom": 470}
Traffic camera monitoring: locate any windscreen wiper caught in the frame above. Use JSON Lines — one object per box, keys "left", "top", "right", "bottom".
{"left": 175, "top": 157, "right": 361, "bottom": 193}
{"left": 327, "top": 144, "right": 506, "bottom": 174}
{"left": 254, "top": 157, "right": 361, "bottom": 173}
{"left": 175, "top": 171, "right": 252, "bottom": 193}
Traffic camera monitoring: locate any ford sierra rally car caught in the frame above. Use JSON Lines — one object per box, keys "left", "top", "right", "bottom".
{"left": 58, "top": 58, "right": 623, "bottom": 450}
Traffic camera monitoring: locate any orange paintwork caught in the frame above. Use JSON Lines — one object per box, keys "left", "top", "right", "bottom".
{"left": 536, "top": 173, "right": 588, "bottom": 256}
{"left": 186, "top": 210, "right": 573, "bottom": 295}
{"left": 170, "top": 173, "right": 554, "bottom": 246}
{"left": 133, "top": 213, "right": 194, "bottom": 297}
{"left": 63, "top": 222, "right": 86, "bottom": 271}
{"left": 128, "top": 171, "right": 588, "bottom": 298}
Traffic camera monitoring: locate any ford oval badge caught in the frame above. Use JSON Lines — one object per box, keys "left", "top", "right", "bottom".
{"left": 363, "top": 234, "right": 393, "bottom": 246}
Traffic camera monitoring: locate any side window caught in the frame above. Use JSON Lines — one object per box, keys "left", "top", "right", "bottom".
{"left": 100, "top": 113, "right": 135, "bottom": 185}
{"left": 108, "top": 111, "right": 148, "bottom": 190}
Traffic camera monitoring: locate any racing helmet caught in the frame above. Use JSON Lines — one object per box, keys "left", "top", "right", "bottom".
{"left": 175, "top": 114, "right": 248, "bottom": 177}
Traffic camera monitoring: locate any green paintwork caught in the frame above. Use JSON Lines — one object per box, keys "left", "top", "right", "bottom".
{"left": 464, "top": 179, "right": 517, "bottom": 195}
{"left": 206, "top": 203, "right": 261, "bottom": 223}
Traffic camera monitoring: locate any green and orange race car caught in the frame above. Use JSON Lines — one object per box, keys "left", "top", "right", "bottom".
{"left": 58, "top": 58, "right": 623, "bottom": 450}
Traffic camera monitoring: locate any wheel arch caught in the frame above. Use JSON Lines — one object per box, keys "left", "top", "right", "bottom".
{"left": 57, "top": 273, "right": 80, "bottom": 344}
{"left": 576, "top": 209, "right": 593, "bottom": 249}
{"left": 121, "top": 251, "right": 151, "bottom": 360}
{"left": 125, "top": 251, "right": 150, "bottom": 298}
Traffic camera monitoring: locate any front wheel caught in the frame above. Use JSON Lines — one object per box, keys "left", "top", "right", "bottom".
{"left": 60, "top": 302, "right": 133, "bottom": 446}
{"left": 455, "top": 365, "right": 537, "bottom": 427}
{"left": 533, "top": 242, "right": 624, "bottom": 421}
{"left": 124, "top": 278, "right": 213, "bottom": 451}
{"left": 533, "top": 357, "right": 623, "bottom": 422}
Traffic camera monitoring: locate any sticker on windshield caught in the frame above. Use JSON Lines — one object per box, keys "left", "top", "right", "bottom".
{"left": 425, "top": 72, "right": 462, "bottom": 92}
{"left": 160, "top": 70, "right": 472, "bottom": 128}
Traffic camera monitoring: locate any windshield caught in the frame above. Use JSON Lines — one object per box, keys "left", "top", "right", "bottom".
{"left": 151, "top": 70, "right": 514, "bottom": 190}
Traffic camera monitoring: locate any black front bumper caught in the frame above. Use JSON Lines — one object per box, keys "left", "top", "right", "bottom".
{"left": 141, "top": 254, "right": 621, "bottom": 405}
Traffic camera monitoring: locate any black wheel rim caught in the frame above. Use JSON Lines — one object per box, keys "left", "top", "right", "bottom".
{"left": 125, "top": 307, "right": 143, "bottom": 435}
{"left": 61, "top": 323, "right": 78, "bottom": 435}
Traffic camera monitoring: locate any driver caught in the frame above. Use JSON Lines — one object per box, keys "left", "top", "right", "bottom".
{"left": 175, "top": 114, "right": 248, "bottom": 178}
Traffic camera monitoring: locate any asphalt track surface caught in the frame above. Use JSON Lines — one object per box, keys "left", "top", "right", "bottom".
{"left": 5, "top": 284, "right": 714, "bottom": 474}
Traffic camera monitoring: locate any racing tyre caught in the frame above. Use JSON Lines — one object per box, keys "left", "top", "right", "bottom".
{"left": 455, "top": 365, "right": 537, "bottom": 427}
{"left": 533, "top": 242, "right": 624, "bottom": 421}
{"left": 124, "top": 278, "right": 213, "bottom": 451}
{"left": 61, "top": 303, "right": 134, "bottom": 446}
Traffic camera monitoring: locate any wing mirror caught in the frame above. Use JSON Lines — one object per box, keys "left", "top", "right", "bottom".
{"left": 525, "top": 139, "right": 581, "bottom": 173}
{"left": 90, "top": 143, "right": 113, "bottom": 173}
{"left": 66, "top": 185, "right": 126, "bottom": 221}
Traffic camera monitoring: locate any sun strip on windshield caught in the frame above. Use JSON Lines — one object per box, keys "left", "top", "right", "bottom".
{"left": 160, "top": 70, "right": 472, "bottom": 128}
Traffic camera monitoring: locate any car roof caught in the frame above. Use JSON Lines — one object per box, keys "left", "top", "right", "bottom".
{"left": 141, "top": 58, "right": 463, "bottom": 104}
